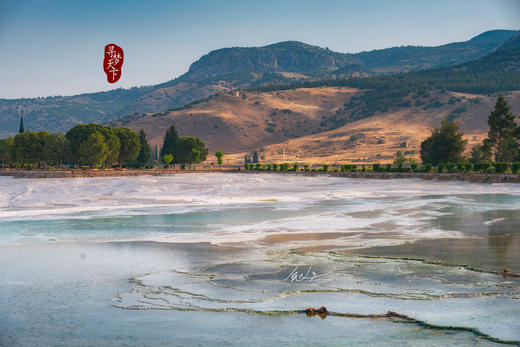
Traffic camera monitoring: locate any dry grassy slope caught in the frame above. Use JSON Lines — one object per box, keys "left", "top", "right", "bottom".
{"left": 114, "top": 87, "right": 361, "bottom": 154}
{"left": 250, "top": 90, "right": 520, "bottom": 164}
{"left": 114, "top": 88, "right": 520, "bottom": 164}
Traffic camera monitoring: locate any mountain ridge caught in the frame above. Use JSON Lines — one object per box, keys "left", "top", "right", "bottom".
{"left": 1, "top": 29, "right": 518, "bottom": 138}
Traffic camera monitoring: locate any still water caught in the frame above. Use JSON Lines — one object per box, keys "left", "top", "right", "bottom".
{"left": 1, "top": 174, "right": 519, "bottom": 345}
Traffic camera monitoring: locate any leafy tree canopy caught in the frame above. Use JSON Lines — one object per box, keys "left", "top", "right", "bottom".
{"left": 66, "top": 124, "right": 120, "bottom": 165}
{"left": 115, "top": 127, "right": 141, "bottom": 167}
{"left": 43, "top": 132, "right": 70, "bottom": 165}
{"left": 78, "top": 132, "right": 108, "bottom": 167}
{"left": 162, "top": 154, "right": 173, "bottom": 165}
{"left": 420, "top": 119, "right": 467, "bottom": 165}
{"left": 174, "top": 137, "right": 208, "bottom": 164}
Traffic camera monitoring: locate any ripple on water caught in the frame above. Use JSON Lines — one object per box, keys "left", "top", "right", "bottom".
{"left": 115, "top": 251, "right": 520, "bottom": 344}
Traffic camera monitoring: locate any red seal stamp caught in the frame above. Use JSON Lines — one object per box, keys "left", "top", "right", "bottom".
{"left": 103, "top": 44, "right": 124, "bottom": 83}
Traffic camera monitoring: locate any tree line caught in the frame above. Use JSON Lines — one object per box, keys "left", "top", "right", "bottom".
{"left": 0, "top": 121, "right": 150, "bottom": 168}
{"left": 0, "top": 121, "right": 218, "bottom": 169}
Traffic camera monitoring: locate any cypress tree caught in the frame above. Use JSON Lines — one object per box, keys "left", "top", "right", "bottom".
{"left": 136, "top": 128, "right": 151, "bottom": 167}
{"left": 19, "top": 116, "right": 24, "bottom": 133}
{"left": 160, "top": 125, "right": 179, "bottom": 159}
{"left": 215, "top": 151, "right": 224, "bottom": 166}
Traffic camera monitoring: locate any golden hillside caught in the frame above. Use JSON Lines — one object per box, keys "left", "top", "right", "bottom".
{"left": 113, "top": 88, "right": 520, "bottom": 164}
{"left": 114, "top": 87, "right": 361, "bottom": 152}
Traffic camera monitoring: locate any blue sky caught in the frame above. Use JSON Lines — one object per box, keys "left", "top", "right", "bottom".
{"left": 0, "top": 0, "right": 519, "bottom": 99}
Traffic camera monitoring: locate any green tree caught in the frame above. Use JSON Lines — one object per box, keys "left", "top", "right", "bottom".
{"left": 19, "top": 116, "right": 24, "bottom": 133}
{"left": 175, "top": 137, "right": 208, "bottom": 164}
{"left": 162, "top": 154, "right": 173, "bottom": 168}
{"left": 160, "top": 125, "right": 179, "bottom": 162}
{"left": 190, "top": 149, "right": 201, "bottom": 169}
{"left": 215, "top": 150, "right": 224, "bottom": 167}
{"left": 10, "top": 133, "right": 24, "bottom": 167}
{"left": 11, "top": 131, "right": 50, "bottom": 167}
{"left": 66, "top": 124, "right": 120, "bottom": 167}
{"left": 420, "top": 119, "right": 467, "bottom": 166}
{"left": 0, "top": 137, "right": 13, "bottom": 167}
{"left": 394, "top": 155, "right": 409, "bottom": 165}
{"left": 136, "top": 128, "right": 151, "bottom": 167}
{"left": 79, "top": 132, "right": 108, "bottom": 168}
{"left": 43, "top": 132, "right": 70, "bottom": 167}
{"left": 470, "top": 142, "right": 492, "bottom": 163}
{"left": 103, "top": 127, "right": 121, "bottom": 168}
{"left": 66, "top": 124, "right": 99, "bottom": 163}
{"left": 115, "top": 128, "right": 140, "bottom": 168}
{"left": 33, "top": 132, "right": 52, "bottom": 167}
{"left": 253, "top": 151, "right": 259, "bottom": 163}
{"left": 485, "top": 94, "right": 518, "bottom": 162}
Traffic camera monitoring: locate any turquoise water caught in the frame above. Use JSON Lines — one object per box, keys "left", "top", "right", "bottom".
{"left": 0, "top": 174, "right": 519, "bottom": 345}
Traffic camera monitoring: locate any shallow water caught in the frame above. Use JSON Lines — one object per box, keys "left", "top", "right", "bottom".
{"left": 0, "top": 173, "right": 519, "bottom": 345}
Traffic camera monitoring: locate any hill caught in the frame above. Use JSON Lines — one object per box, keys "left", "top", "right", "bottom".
{"left": 118, "top": 30, "right": 519, "bottom": 115}
{"left": 256, "top": 90, "right": 520, "bottom": 165}
{"left": 1, "top": 30, "right": 517, "bottom": 138}
{"left": 182, "top": 30, "right": 520, "bottom": 80}
{"left": 353, "top": 29, "right": 519, "bottom": 72}
{"left": 254, "top": 32, "right": 520, "bottom": 118}
{"left": 112, "top": 87, "right": 520, "bottom": 164}
{"left": 0, "top": 86, "right": 154, "bottom": 138}
{"left": 111, "top": 87, "right": 363, "bottom": 154}
{"left": 102, "top": 33, "right": 520, "bottom": 164}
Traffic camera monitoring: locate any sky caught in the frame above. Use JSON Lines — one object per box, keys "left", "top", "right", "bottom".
{"left": 0, "top": 0, "right": 519, "bottom": 99}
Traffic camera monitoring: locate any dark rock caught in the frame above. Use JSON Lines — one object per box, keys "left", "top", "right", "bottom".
{"left": 306, "top": 306, "right": 328, "bottom": 319}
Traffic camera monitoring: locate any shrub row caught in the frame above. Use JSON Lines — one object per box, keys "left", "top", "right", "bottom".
{"left": 244, "top": 163, "right": 297, "bottom": 171}
{"left": 244, "top": 162, "right": 520, "bottom": 174}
